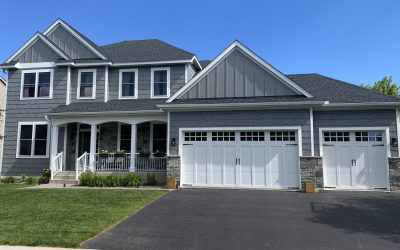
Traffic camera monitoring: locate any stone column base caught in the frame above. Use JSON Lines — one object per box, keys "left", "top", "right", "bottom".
{"left": 167, "top": 156, "right": 181, "bottom": 183}
{"left": 389, "top": 157, "right": 400, "bottom": 191}
{"left": 300, "top": 156, "right": 323, "bottom": 189}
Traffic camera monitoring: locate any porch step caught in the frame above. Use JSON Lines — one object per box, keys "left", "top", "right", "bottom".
{"left": 50, "top": 171, "right": 79, "bottom": 185}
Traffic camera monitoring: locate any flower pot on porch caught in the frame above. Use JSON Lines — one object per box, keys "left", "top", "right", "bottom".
{"left": 304, "top": 182, "right": 316, "bottom": 193}
{"left": 167, "top": 179, "right": 177, "bottom": 189}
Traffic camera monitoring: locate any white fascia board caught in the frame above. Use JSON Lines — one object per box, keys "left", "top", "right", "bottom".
{"left": 15, "top": 62, "right": 56, "bottom": 69}
{"left": 158, "top": 101, "right": 328, "bottom": 111}
{"left": 46, "top": 110, "right": 164, "bottom": 117}
{"left": 43, "top": 19, "right": 107, "bottom": 60}
{"left": 167, "top": 40, "right": 314, "bottom": 103}
{"left": 5, "top": 33, "right": 70, "bottom": 63}
{"left": 322, "top": 102, "right": 400, "bottom": 107}
{"left": 74, "top": 62, "right": 112, "bottom": 66}
{"left": 191, "top": 56, "right": 202, "bottom": 70}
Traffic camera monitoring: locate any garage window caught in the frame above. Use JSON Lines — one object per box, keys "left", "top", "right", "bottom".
{"left": 184, "top": 132, "right": 207, "bottom": 141}
{"left": 212, "top": 132, "right": 235, "bottom": 141}
{"left": 355, "top": 131, "right": 382, "bottom": 142}
{"left": 240, "top": 131, "right": 265, "bottom": 141}
{"left": 270, "top": 131, "right": 295, "bottom": 141}
{"left": 324, "top": 131, "right": 350, "bottom": 142}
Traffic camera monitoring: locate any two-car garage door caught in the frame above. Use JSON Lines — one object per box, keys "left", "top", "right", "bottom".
{"left": 181, "top": 129, "right": 300, "bottom": 189}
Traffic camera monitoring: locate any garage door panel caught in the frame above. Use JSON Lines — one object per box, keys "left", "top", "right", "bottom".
{"left": 337, "top": 146, "right": 352, "bottom": 188}
{"left": 270, "top": 146, "right": 282, "bottom": 187}
{"left": 282, "top": 145, "right": 299, "bottom": 188}
{"left": 224, "top": 145, "right": 236, "bottom": 185}
{"left": 353, "top": 146, "right": 369, "bottom": 187}
{"left": 323, "top": 147, "right": 337, "bottom": 187}
{"left": 195, "top": 145, "right": 208, "bottom": 185}
{"left": 253, "top": 146, "right": 266, "bottom": 186}
{"left": 182, "top": 145, "right": 195, "bottom": 184}
{"left": 211, "top": 145, "right": 224, "bottom": 185}
{"left": 368, "top": 146, "right": 387, "bottom": 188}
{"left": 240, "top": 146, "right": 252, "bottom": 186}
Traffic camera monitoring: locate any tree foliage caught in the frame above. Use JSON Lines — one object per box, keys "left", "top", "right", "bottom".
{"left": 361, "top": 76, "right": 399, "bottom": 96}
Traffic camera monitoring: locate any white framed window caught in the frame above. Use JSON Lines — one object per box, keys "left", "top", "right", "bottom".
{"left": 16, "top": 122, "right": 49, "bottom": 158}
{"left": 119, "top": 69, "right": 138, "bottom": 99}
{"left": 77, "top": 69, "right": 96, "bottom": 99}
{"left": 20, "top": 69, "right": 53, "bottom": 100}
{"left": 151, "top": 67, "right": 170, "bottom": 98}
{"left": 117, "top": 123, "right": 132, "bottom": 153}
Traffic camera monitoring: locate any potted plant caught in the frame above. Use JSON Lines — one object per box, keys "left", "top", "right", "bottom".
{"left": 99, "top": 149, "right": 109, "bottom": 158}
{"left": 139, "top": 148, "right": 151, "bottom": 158}
{"left": 153, "top": 150, "right": 166, "bottom": 157}
{"left": 115, "top": 150, "right": 125, "bottom": 158}
{"left": 167, "top": 176, "right": 177, "bottom": 189}
{"left": 304, "top": 178, "right": 316, "bottom": 193}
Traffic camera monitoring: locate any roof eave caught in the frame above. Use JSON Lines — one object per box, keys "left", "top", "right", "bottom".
{"left": 46, "top": 110, "right": 164, "bottom": 117}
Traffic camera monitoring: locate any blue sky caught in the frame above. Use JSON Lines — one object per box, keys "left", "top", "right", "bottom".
{"left": 1, "top": 0, "right": 399, "bottom": 85}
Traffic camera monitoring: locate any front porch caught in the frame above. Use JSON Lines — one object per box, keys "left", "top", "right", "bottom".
{"left": 48, "top": 113, "right": 169, "bottom": 181}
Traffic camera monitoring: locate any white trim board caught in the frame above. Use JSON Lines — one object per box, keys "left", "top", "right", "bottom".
{"left": 77, "top": 68, "right": 97, "bottom": 100}
{"left": 119, "top": 68, "right": 139, "bottom": 99}
{"left": 151, "top": 67, "right": 171, "bottom": 98}
{"left": 20, "top": 69, "right": 54, "bottom": 100}
{"left": 167, "top": 40, "right": 313, "bottom": 102}
{"left": 43, "top": 19, "right": 107, "bottom": 60}
{"left": 16, "top": 121, "right": 50, "bottom": 158}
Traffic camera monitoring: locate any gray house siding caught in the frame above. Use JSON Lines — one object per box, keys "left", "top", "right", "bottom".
{"left": 169, "top": 109, "right": 311, "bottom": 156}
{"left": 46, "top": 24, "right": 98, "bottom": 59}
{"left": 108, "top": 65, "right": 185, "bottom": 100}
{"left": 70, "top": 67, "right": 105, "bottom": 103}
{"left": 17, "top": 38, "right": 60, "bottom": 63}
{"left": 180, "top": 48, "right": 297, "bottom": 99}
{"left": 2, "top": 68, "right": 67, "bottom": 176}
{"left": 313, "top": 109, "right": 398, "bottom": 156}
{"left": 186, "top": 64, "right": 196, "bottom": 82}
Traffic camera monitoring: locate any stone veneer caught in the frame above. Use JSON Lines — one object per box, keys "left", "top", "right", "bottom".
{"left": 300, "top": 156, "right": 323, "bottom": 189}
{"left": 389, "top": 157, "right": 400, "bottom": 191}
{"left": 167, "top": 156, "right": 181, "bottom": 182}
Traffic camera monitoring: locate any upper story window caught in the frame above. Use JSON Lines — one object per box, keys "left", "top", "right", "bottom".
{"left": 17, "top": 122, "right": 49, "bottom": 158}
{"left": 151, "top": 67, "right": 170, "bottom": 98}
{"left": 77, "top": 69, "right": 96, "bottom": 99}
{"left": 119, "top": 69, "right": 138, "bottom": 99}
{"left": 20, "top": 69, "right": 53, "bottom": 100}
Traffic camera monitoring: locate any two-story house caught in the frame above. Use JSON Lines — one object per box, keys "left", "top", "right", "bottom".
{"left": 1, "top": 19, "right": 400, "bottom": 191}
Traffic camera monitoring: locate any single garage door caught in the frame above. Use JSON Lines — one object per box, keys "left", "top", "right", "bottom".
{"left": 322, "top": 130, "right": 389, "bottom": 190}
{"left": 181, "top": 130, "right": 300, "bottom": 189}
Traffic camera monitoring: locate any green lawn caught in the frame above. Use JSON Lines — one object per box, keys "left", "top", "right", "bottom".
{"left": 0, "top": 188, "right": 168, "bottom": 247}
{"left": 0, "top": 183, "right": 33, "bottom": 189}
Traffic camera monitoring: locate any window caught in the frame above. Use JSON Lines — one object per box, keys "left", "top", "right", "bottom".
{"left": 78, "top": 69, "right": 96, "bottom": 99}
{"left": 21, "top": 70, "right": 53, "bottom": 99}
{"left": 323, "top": 131, "right": 350, "bottom": 142}
{"left": 151, "top": 67, "right": 170, "bottom": 98}
{"left": 270, "top": 131, "right": 295, "bottom": 141}
{"left": 17, "top": 122, "right": 49, "bottom": 157}
{"left": 152, "top": 124, "right": 167, "bottom": 153}
{"left": 212, "top": 132, "right": 235, "bottom": 141}
{"left": 184, "top": 132, "right": 207, "bottom": 141}
{"left": 240, "top": 131, "right": 265, "bottom": 141}
{"left": 355, "top": 131, "right": 382, "bottom": 142}
{"left": 119, "top": 69, "right": 138, "bottom": 99}
{"left": 119, "top": 124, "right": 131, "bottom": 153}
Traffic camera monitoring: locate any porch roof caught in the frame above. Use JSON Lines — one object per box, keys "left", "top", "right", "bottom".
{"left": 48, "top": 99, "right": 166, "bottom": 114}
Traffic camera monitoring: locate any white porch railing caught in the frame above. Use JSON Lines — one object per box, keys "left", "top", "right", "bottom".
{"left": 76, "top": 152, "right": 89, "bottom": 180}
{"left": 95, "top": 153, "right": 131, "bottom": 172}
{"left": 135, "top": 153, "right": 167, "bottom": 172}
{"left": 51, "top": 152, "right": 63, "bottom": 180}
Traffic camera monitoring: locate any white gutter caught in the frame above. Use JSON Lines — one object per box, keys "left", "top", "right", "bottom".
{"left": 46, "top": 110, "right": 164, "bottom": 117}
{"left": 322, "top": 102, "right": 400, "bottom": 107}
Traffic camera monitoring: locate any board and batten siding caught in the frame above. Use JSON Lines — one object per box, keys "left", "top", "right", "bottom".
{"left": 313, "top": 109, "right": 398, "bottom": 157}
{"left": 70, "top": 67, "right": 105, "bottom": 103}
{"left": 17, "top": 38, "right": 60, "bottom": 63}
{"left": 180, "top": 48, "right": 297, "bottom": 99}
{"left": 186, "top": 64, "right": 196, "bottom": 82}
{"left": 46, "top": 24, "right": 98, "bottom": 59}
{"left": 1, "top": 68, "right": 67, "bottom": 176}
{"left": 108, "top": 65, "right": 186, "bottom": 100}
{"left": 169, "top": 109, "right": 311, "bottom": 156}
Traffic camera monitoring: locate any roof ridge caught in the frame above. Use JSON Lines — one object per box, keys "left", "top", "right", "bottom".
{"left": 314, "top": 73, "right": 400, "bottom": 101}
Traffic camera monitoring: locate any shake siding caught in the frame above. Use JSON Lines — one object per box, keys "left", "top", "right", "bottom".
{"left": 108, "top": 65, "right": 185, "bottom": 100}
{"left": 2, "top": 68, "right": 67, "bottom": 176}
{"left": 169, "top": 109, "right": 311, "bottom": 156}
{"left": 313, "top": 109, "right": 398, "bottom": 157}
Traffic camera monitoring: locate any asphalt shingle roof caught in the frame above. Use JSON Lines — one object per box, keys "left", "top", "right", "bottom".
{"left": 100, "top": 39, "right": 195, "bottom": 63}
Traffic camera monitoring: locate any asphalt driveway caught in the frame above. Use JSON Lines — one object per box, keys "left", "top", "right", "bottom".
{"left": 83, "top": 189, "right": 400, "bottom": 250}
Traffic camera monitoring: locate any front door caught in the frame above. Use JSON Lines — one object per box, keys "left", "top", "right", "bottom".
{"left": 78, "top": 131, "right": 91, "bottom": 156}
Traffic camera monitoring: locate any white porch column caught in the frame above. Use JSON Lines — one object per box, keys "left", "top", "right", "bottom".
{"left": 90, "top": 124, "right": 97, "bottom": 172}
{"left": 130, "top": 124, "right": 137, "bottom": 172}
{"left": 50, "top": 124, "right": 59, "bottom": 173}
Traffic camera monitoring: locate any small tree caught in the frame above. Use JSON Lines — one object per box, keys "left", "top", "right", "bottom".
{"left": 361, "top": 76, "right": 399, "bottom": 96}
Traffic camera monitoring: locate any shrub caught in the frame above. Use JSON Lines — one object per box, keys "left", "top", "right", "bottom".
{"left": 42, "top": 168, "right": 51, "bottom": 184}
{"left": 79, "top": 172, "right": 142, "bottom": 188}
{"left": 146, "top": 173, "right": 157, "bottom": 186}
{"left": 25, "top": 176, "right": 38, "bottom": 185}
{"left": 38, "top": 177, "right": 47, "bottom": 185}
{"left": 2, "top": 176, "right": 15, "bottom": 183}
{"left": 21, "top": 174, "right": 27, "bottom": 182}
{"left": 125, "top": 173, "right": 142, "bottom": 188}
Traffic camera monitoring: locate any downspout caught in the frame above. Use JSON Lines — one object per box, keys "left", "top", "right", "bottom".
{"left": 310, "top": 107, "right": 314, "bottom": 156}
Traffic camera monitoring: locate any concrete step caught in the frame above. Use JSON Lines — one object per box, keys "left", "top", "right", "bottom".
{"left": 50, "top": 179, "right": 79, "bottom": 185}
{"left": 54, "top": 171, "right": 76, "bottom": 177}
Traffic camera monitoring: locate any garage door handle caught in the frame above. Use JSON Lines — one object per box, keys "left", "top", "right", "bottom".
{"left": 236, "top": 158, "right": 238, "bottom": 165}
{"left": 236, "top": 158, "right": 240, "bottom": 165}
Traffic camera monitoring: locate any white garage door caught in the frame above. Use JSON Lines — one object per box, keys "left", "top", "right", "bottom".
{"left": 322, "top": 130, "right": 389, "bottom": 190}
{"left": 181, "top": 130, "right": 300, "bottom": 189}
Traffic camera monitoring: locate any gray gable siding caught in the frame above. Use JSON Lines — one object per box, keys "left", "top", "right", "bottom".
{"left": 17, "top": 39, "right": 60, "bottom": 63}
{"left": 169, "top": 109, "right": 311, "bottom": 156}
{"left": 313, "top": 109, "right": 398, "bottom": 157}
{"left": 70, "top": 67, "right": 105, "bottom": 103}
{"left": 46, "top": 25, "right": 98, "bottom": 59}
{"left": 180, "top": 49, "right": 297, "bottom": 99}
{"left": 2, "top": 68, "right": 67, "bottom": 176}
{"left": 108, "top": 65, "right": 185, "bottom": 100}
{"left": 186, "top": 64, "right": 196, "bottom": 82}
